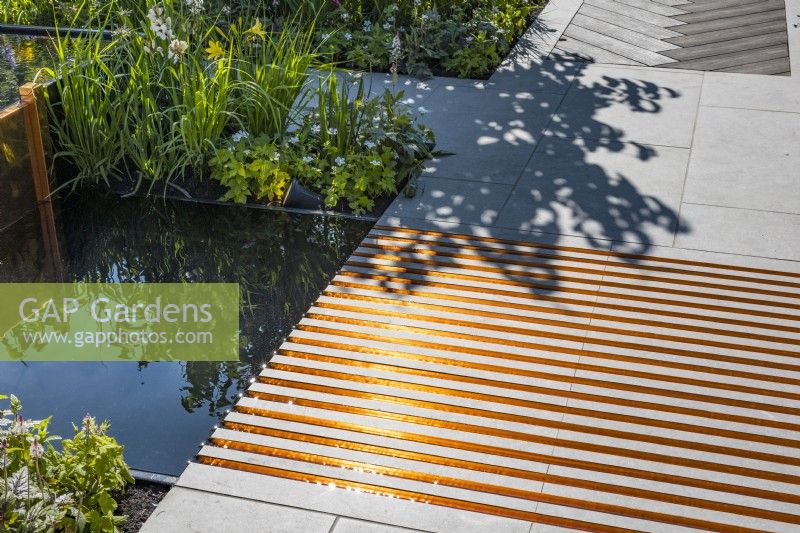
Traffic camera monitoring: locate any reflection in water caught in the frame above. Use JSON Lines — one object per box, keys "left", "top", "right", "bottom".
{"left": 0, "top": 34, "right": 53, "bottom": 108}
{"left": 0, "top": 191, "right": 371, "bottom": 474}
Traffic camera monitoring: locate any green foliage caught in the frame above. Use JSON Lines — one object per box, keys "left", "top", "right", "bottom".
{"left": 312, "top": 0, "right": 539, "bottom": 78}
{"left": 0, "top": 394, "right": 133, "bottom": 533}
{"left": 209, "top": 134, "right": 291, "bottom": 203}
{"left": 231, "top": 18, "right": 319, "bottom": 138}
{"left": 44, "top": 29, "right": 128, "bottom": 188}
{"left": 442, "top": 31, "right": 503, "bottom": 79}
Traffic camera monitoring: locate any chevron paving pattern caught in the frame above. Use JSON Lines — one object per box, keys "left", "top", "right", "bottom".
{"left": 551, "top": 0, "right": 792, "bottom": 75}
{"left": 195, "top": 225, "right": 800, "bottom": 532}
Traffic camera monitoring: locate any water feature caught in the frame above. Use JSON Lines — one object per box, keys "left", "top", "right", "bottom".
{"left": 0, "top": 191, "right": 372, "bottom": 475}
{"left": 0, "top": 33, "right": 53, "bottom": 108}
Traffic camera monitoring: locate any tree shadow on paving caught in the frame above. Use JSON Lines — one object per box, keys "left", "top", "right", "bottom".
{"left": 381, "top": 52, "right": 693, "bottom": 294}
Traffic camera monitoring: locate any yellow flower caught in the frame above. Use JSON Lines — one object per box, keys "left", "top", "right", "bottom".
{"left": 205, "top": 39, "right": 225, "bottom": 60}
{"left": 246, "top": 19, "right": 266, "bottom": 40}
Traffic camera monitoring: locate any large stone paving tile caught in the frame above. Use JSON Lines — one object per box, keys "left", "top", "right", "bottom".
{"left": 545, "top": 65, "right": 703, "bottom": 148}
{"left": 682, "top": 106, "right": 800, "bottom": 214}
{"left": 489, "top": 57, "right": 583, "bottom": 95}
{"left": 675, "top": 203, "right": 800, "bottom": 261}
{"left": 333, "top": 519, "right": 429, "bottom": 533}
{"left": 382, "top": 177, "right": 513, "bottom": 227}
{"left": 420, "top": 84, "right": 563, "bottom": 183}
{"left": 701, "top": 72, "right": 800, "bottom": 114}
{"left": 141, "top": 487, "right": 336, "bottom": 533}
{"left": 494, "top": 136, "right": 690, "bottom": 249}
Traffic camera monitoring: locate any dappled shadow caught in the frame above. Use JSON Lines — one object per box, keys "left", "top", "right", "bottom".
{"left": 389, "top": 53, "right": 693, "bottom": 262}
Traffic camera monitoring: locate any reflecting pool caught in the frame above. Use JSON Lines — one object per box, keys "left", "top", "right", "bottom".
{"left": 0, "top": 33, "right": 53, "bottom": 108}
{"left": 0, "top": 191, "right": 372, "bottom": 474}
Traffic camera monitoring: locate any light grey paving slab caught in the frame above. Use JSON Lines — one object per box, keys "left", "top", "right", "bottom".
{"left": 141, "top": 487, "right": 336, "bottom": 533}
{"left": 383, "top": 176, "right": 513, "bottom": 227}
{"left": 787, "top": 0, "right": 800, "bottom": 75}
{"left": 585, "top": 0, "right": 686, "bottom": 27}
{"left": 489, "top": 59, "right": 582, "bottom": 95}
{"left": 494, "top": 137, "right": 690, "bottom": 248}
{"left": 562, "top": 25, "right": 677, "bottom": 66}
{"left": 376, "top": 216, "right": 615, "bottom": 251}
{"left": 177, "top": 463, "right": 534, "bottom": 533}
{"left": 546, "top": 66, "right": 703, "bottom": 148}
{"left": 608, "top": 241, "right": 800, "bottom": 273}
{"left": 569, "top": 13, "right": 680, "bottom": 52}
{"left": 419, "top": 85, "right": 561, "bottom": 183}
{"left": 575, "top": 4, "right": 684, "bottom": 39}
{"left": 674, "top": 203, "right": 800, "bottom": 261}
{"left": 333, "top": 518, "right": 430, "bottom": 533}
{"left": 701, "top": 71, "right": 800, "bottom": 112}
{"left": 682, "top": 106, "right": 800, "bottom": 214}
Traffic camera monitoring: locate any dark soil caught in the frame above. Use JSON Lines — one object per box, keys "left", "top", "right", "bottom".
{"left": 117, "top": 480, "right": 170, "bottom": 533}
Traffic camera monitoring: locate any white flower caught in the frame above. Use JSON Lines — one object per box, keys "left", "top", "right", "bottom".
{"left": 320, "top": 33, "right": 330, "bottom": 40}
{"left": 344, "top": 33, "right": 352, "bottom": 41}
{"left": 29, "top": 439, "right": 44, "bottom": 459}
{"left": 302, "top": 155, "right": 313, "bottom": 163}
{"left": 168, "top": 39, "right": 189, "bottom": 63}
{"left": 311, "top": 124, "right": 321, "bottom": 134}
{"left": 147, "top": 6, "right": 174, "bottom": 40}
{"left": 370, "top": 159, "right": 381, "bottom": 167}
{"left": 288, "top": 136, "right": 300, "bottom": 145}
{"left": 231, "top": 130, "right": 250, "bottom": 142}
{"left": 328, "top": 127, "right": 338, "bottom": 135}
{"left": 364, "top": 140, "right": 376, "bottom": 149}
{"left": 334, "top": 156, "right": 346, "bottom": 166}
{"left": 184, "top": 0, "right": 203, "bottom": 16}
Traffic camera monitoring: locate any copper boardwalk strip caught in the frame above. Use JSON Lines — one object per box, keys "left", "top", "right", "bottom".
{"left": 205, "top": 438, "right": 777, "bottom": 532}
{"left": 197, "top": 455, "right": 646, "bottom": 533}
{"left": 221, "top": 421, "right": 800, "bottom": 525}
{"left": 245, "top": 390, "right": 800, "bottom": 485}
{"left": 233, "top": 405, "right": 800, "bottom": 505}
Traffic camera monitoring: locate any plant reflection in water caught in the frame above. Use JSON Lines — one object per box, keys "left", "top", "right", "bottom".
{"left": 0, "top": 190, "right": 371, "bottom": 474}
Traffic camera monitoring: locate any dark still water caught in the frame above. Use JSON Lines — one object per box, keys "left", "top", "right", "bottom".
{"left": 0, "top": 191, "right": 372, "bottom": 475}
{"left": 0, "top": 33, "right": 53, "bottom": 108}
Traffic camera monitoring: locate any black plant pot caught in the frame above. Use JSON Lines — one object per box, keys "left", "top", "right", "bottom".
{"left": 282, "top": 178, "right": 325, "bottom": 210}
